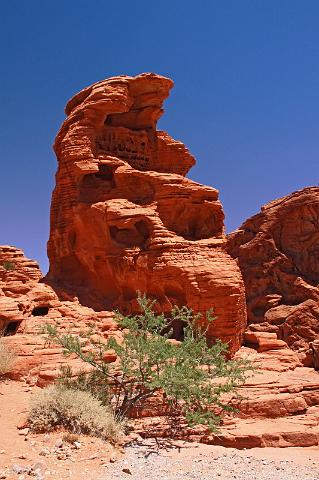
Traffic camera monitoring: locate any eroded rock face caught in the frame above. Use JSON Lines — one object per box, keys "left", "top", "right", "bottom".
{"left": 0, "top": 245, "right": 120, "bottom": 384}
{"left": 227, "top": 187, "right": 319, "bottom": 364}
{"left": 0, "top": 245, "right": 42, "bottom": 333}
{"left": 47, "top": 73, "right": 246, "bottom": 353}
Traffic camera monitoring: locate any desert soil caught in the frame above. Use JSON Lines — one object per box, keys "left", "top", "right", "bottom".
{"left": 1, "top": 381, "right": 319, "bottom": 480}
{"left": 100, "top": 439, "right": 319, "bottom": 480}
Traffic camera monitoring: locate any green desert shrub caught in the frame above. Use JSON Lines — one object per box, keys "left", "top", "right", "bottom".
{"left": 45, "top": 295, "right": 252, "bottom": 431}
{"left": 2, "top": 261, "right": 15, "bottom": 271}
{"left": 28, "top": 385, "right": 122, "bottom": 442}
{"left": 0, "top": 339, "right": 16, "bottom": 377}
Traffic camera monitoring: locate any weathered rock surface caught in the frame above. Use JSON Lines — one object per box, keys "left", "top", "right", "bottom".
{"left": 0, "top": 245, "right": 42, "bottom": 332}
{"left": 205, "top": 347, "right": 319, "bottom": 448}
{"left": 227, "top": 187, "right": 319, "bottom": 365}
{"left": 46, "top": 73, "right": 246, "bottom": 353}
{"left": 0, "top": 245, "right": 119, "bottom": 384}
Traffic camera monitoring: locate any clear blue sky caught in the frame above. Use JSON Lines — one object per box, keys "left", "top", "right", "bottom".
{"left": 1, "top": 0, "right": 318, "bottom": 273}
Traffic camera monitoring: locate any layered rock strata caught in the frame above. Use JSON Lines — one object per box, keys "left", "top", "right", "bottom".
{"left": 0, "top": 245, "right": 118, "bottom": 384}
{"left": 2, "top": 245, "right": 319, "bottom": 448}
{"left": 227, "top": 187, "right": 319, "bottom": 365}
{"left": 0, "top": 245, "right": 42, "bottom": 333}
{"left": 47, "top": 73, "right": 246, "bottom": 353}
{"left": 134, "top": 348, "right": 319, "bottom": 448}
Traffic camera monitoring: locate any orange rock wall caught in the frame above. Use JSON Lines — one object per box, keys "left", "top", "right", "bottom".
{"left": 47, "top": 73, "right": 247, "bottom": 353}
{"left": 227, "top": 187, "right": 319, "bottom": 364}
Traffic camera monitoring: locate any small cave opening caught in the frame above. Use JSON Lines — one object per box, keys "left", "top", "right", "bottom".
{"left": 120, "top": 176, "right": 155, "bottom": 206}
{"left": 32, "top": 306, "right": 49, "bottom": 317}
{"left": 251, "top": 306, "right": 267, "bottom": 318}
{"left": 159, "top": 316, "right": 186, "bottom": 342}
{"left": 109, "top": 219, "right": 151, "bottom": 249}
{"left": 281, "top": 296, "right": 304, "bottom": 307}
{"left": 79, "top": 164, "right": 116, "bottom": 203}
{"left": 104, "top": 112, "right": 153, "bottom": 130}
{"left": 3, "top": 321, "right": 21, "bottom": 336}
{"left": 158, "top": 202, "right": 223, "bottom": 241}
{"left": 179, "top": 213, "right": 221, "bottom": 240}
{"left": 94, "top": 164, "right": 114, "bottom": 181}
{"left": 169, "top": 319, "right": 186, "bottom": 341}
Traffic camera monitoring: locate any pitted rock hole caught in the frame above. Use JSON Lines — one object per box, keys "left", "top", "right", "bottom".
{"left": 32, "top": 306, "right": 49, "bottom": 316}
{"left": 96, "top": 126, "right": 156, "bottom": 171}
{"left": 95, "top": 164, "right": 114, "bottom": 180}
{"left": 121, "top": 175, "right": 155, "bottom": 205}
{"left": 104, "top": 109, "right": 155, "bottom": 130}
{"left": 3, "top": 321, "right": 20, "bottom": 336}
{"left": 79, "top": 164, "right": 115, "bottom": 203}
{"left": 251, "top": 306, "right": 267, "bottom": 318}
{"left": 161, "top": 285, "right": 187, "bottom": 340}
{"left": 109, "top": 220, "right": 151, "bottom": 248}
{"left": 159, "top": 204, "right": 222, "bottom": 240}
{"left": 169, "top": 318, "right": 186, "bottom": 341}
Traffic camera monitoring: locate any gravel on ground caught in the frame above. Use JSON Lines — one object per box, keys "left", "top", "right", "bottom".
{"left": 99, "top": 439, "right": 319, "bottom": 480}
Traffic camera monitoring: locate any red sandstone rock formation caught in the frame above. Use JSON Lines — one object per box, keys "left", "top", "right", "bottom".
{"left": 4, "top": 75, "right": 319, "bottom": 449}
{"left": 2, "top": 77, "right": 319, "bottom": 448}
{"left": 0, "top": 245, "right": 119, "bottom": 384}
{"left": 0, "top": 245, "right": 42, "bottom": 333}
{"left": 46, "top": 73, "right": 246, "bottom": 353}
{"left": 227, "top": 187, "right": 319, "bottom": 365}
{"left": 1, "top": 245, "right": 319, "bottom": 447}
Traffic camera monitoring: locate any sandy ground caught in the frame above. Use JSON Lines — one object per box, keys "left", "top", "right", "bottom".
{"left": 100, "top": 439, "right": 319, "bottom": 480}
{"left": 1, "top": 381, "right": 319, "bottom": 480}
{"left": 0, "top": 380, "right": 119, "bottom": 479}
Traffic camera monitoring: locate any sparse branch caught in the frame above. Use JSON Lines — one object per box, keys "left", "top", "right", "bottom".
{"left": 44, "top": 293, "right": 252, "bottom": 431}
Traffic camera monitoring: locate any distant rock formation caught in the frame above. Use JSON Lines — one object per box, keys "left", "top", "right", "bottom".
{"left": 46, "top": 73, "right": 246, "bottom": 353}
{"left": 227, "top": 187, "right": 319, "bottom": 366}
